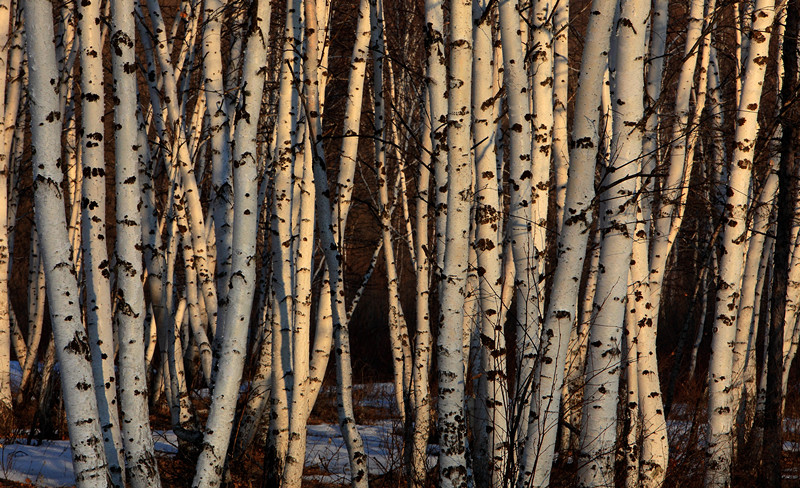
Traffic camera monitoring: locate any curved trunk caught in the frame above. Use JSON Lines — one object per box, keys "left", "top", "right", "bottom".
{"left": 306, "top": 0, "right": 372, "bottom": 411}
{"left": 25, "top": 1, "right": 109, "bottom": 483}
{"left": 191, "top": 1, "right": 269, "bottom": 484}
{"left": 517, "top": 0, "right": 617, "bottom": 481}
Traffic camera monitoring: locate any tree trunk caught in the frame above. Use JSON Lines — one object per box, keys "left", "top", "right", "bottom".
{"left": 760, "top": 0, "right": 798, "bottom": 483}
{"left": 192, "top": 1, "right": 269, "bottom": 484}
{"left": 577, "top": 0, "right": 648, "bottom": 485}
{"left": 110, "top": 1, "right": 162, "bottom": 485}
{"left": 518, "top": 0, "right": 616, "bottom": 481}
{"left": 78, "top": 0, "right": 125, "bottom": 481}
{"left": 25, "top": 1, "right": 109, "bottom": 483}
{"left": 437, "top": 0, "right": 472, "bottom": 482}
{"left": 706, "top": 0, "right": 776, "bottom": 485}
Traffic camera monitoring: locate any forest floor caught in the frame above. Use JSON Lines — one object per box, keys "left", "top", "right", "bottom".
{"left": 0, "top": 373, "right": 798, "bottom": 487}
{"left": 0, "top": 378, "right": 418, "bottom": 487}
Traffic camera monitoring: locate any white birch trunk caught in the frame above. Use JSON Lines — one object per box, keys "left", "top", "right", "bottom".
{"left": 497, "top": 0, "right": 537, "bottom": 453}
{"left": 77, "top": 0, "right": 125, "bottom": 481}
{"left": 143, "top": 0, "right": 219, "bottom": 337}
{"left": 305, "top": 0, "right": 372, "bottom": 413}
{"left": 552, "top": 0, "right": 569, "bottom": 236}
{"left": 560, "top": 230, "right": 600, "bottom": 454}
{"left": 19, "top": 234, "right": 44, "bottom": 397}
{"left": 425, "top": 0, "right": 448, "bottom": 281}
{"left": 167, "top": 295, "right": 191, "bottom": 430}
{"left": 26, "top": 1, "right": 109, "bottom": 483}
{"left": 646, "top": 0, "right": 704, "bottom": 310}
{"left": 577, "top": 0, "right": 647, "bottom": 485}
{"left": 623, "top": 293, "right": 641, "bottom": 488}
{"left": 635, "top": 1, "right": 714, "bottom": 481}
{"left": 110, "top": 1, "right": 161, "bottom": 485}
{"left": 732, "top": 170, "right": 777, "bottom": 436}
{"left": 309, "top": 81, "right": 371, "bottom": 488}
{"left": 202, "top": 0, "right": 233, "bottom": 307}
{"left": 472, "top": 4, "right": 506, "bottom": 485}
{"left": 371, "top": 0, "right": 403, "bottom": 421}
{"left": 519, "top": 0, "right": 617, "bottom": 481}
{"left": 266, "top": 0, "right": 301, "bottom": 476}
{"left": 409, "top": 94, "right": 433, "bottom": 488}
{"left": 282, "top": 129, "right": 315, "bottom": 488}
{"left": 235, "top": 310, "right": 273, "bottom": 454}
{"left": 528, "top": 0, "right": 553, "bottom": 303}
{"left": 192, "top": 1, "right": 269, "bottom": 484}
{"left": 437, "top": 0, "right": 472, "bottom": 483}
{"left": 706, "top": 0, "right": 776, "bottom": 485}
{"left": 641, "top": 0, "right": 668, "bottom": 182}
{"left": 283, "top": 0, "right": 325, "bottom": 480}
{"left": 0, "top": 0, "right": 13, "bottom": 412}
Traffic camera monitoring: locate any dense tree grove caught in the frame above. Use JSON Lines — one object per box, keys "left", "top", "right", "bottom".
{"left": 1, "top": 0, "right": 800, "bottom": 486}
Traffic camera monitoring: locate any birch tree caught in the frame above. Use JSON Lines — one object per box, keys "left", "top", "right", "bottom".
{"left": 192, "top": 0, "right": 269, "bottom": 484}
{"left": 0, "top": 0, "right": 14, "bottom": 413}
{"left": 520, "top": 0, "right": 617, "bottom": 482}
{"left": 26, "top": 0, "right": 108, "bottom": 484}
{"left": 471, "top": 2, "right": 507, "bottom": 485}
{"left": 496, "top": 0, "right": 537, "bottom": 451}
{"left": 78, "top": 0, "right": 125, "bottom": 481}
{"left": 437, "top": 0, "right": 472, "bottom": 483}
{"left": 203, "top": 0, "right": 233, "bottom": 309}
{"left": 760, "top": 0, "right": 798, "bottom": 482}
{"left": 577, "top": 0, "right": 648, "bottom": 485}
{"left": 706, "top": 0, "right": 777, "bottom": 485}
{"left": 110, "top": 1, "right": 161, "bottom": 485}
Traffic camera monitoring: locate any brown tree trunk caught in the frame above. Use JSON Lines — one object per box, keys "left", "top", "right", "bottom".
{"left": 761, "top": 0, "right": 799, "bottom": 483}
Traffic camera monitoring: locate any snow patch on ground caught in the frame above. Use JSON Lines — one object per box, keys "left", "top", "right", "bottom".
{"left": 0, "top": 422, "right": 413, "bottom": 487}
{"left": 305, "top": 420, "right": 412, "bottom": 484}
{"left": 0, "top": 382, "right": 410, "bottom": 487}
{"left": 0, "top": 432, "right": 180, "bottom": 487}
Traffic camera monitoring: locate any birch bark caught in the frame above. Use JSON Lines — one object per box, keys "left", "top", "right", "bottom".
{"left": 552, "top": 0, "right": 569, "bottom": 235}
{"left": 309, "top": 77, "right": 371, "bottom": 488}
{"left": 371, "top": 0, "right": 411, "bottom": 423}
{"left": 266, "top": 0, "right": 302, "bottom": 476}
{"left": 110, "top": 1, "right": 161, "bottom": 485}
{"left": 472, "top": 3, "right": 506, "bottom": 485}
{"left": 437, "top": 0, "right": 472, "bottom": 483}
{"left": 497, "top": 0, "right": 537, "bottom": 452}
{"left": 192, "top": 0, "right": 269, "bottom": 484}
{"left": 305, "top": 0, "right": 372, "bottom": 414}
{"left": 26, "top": 1, "right": 108, "bottom": 483}
{"left": 410, "top": 94, "right": 433, "bottom": 488}
{"left": 78, "top": 0, "right": 125, "bottom": 481}
{"left": 520, "top": 0, "right": 617, "bottom": 481}
{"left": 706, "top": 0, "right": 776, "bottom": 485}
{"left": 202, "top": 0, "right": 233, "bottom": 311}
{"left": 0, "top": 0, "right": 13, "bottom": 412}
{"left": 577, "top": 0, "right": 647, "bottom": 485}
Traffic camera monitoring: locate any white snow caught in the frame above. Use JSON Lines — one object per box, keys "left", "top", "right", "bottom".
{"left": 0, "top": 431, "right": 181, "bottom": 487}
{"left": 0, "top": 382, "right": 419, "bottom": 487}
{"left": 0, "top": 422, "right": 418, "bottom": 487}
{"left": 3, "top": 383, "right": 795, "bottom": 487}
{"left": 303, "top": 421, "right": 407, "bottom": 484}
